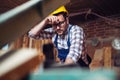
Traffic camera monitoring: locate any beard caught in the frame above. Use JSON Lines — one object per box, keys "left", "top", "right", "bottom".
{"left": 56, "top": 29, "right": 64, "bottom": 35}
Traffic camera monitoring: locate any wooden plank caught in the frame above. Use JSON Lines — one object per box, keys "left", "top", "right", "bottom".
{"left": 93, "top": 48, "right": 104, "bottom": 61}
{"left": 103, "top": 47, "right": 112, "bottom": 68}
{"left": 89, "top": 48, "right": 104, "bottom": 70}
{"left": 0, "top": 48, "right": 39, "bottom": 80}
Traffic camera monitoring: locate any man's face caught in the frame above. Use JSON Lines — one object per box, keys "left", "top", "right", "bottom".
{"left": 52, "top": 14, "right": 68, "bottom": 35}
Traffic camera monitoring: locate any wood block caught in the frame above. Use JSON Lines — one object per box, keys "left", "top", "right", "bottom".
{"left": 89, "top": 48, "right": 104, "bottom": 70}
{"left": 0, "top": 48, "right": 40, "bottom": 80}
{"left": 89, "top": 60, "right": 103, "bottom": 70}
{"left": 103, "top": 47, "right": 112, "bottom": 68}
{"left": 93, "top": 48, "right": 104, "bottom": 61}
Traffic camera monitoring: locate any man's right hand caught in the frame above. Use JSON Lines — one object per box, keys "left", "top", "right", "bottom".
{"left": 45, "top": 16, "right": 59, "bottom": 25}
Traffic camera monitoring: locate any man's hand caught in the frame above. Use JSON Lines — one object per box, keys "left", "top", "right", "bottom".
{"left": 45, "top": 16, "right": 59, "bottom": 25}
{"left": 64, "top": 58, "right": 75, "bottom": 64}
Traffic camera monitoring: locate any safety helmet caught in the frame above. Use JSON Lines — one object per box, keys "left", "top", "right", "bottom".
{"left": 50, "top": 6, "right": 68, "bottom": 15}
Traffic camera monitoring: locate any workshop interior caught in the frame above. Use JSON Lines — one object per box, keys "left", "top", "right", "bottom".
{"left": 0, "top": 0, "right": 120, "bottom": 80}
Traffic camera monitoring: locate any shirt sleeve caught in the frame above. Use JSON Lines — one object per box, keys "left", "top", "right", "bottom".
{"left": 67, "top": 25, "right": 85, "bottom": 63}
{"left": 28, "top": 28, "right": 54, "bottom": 39}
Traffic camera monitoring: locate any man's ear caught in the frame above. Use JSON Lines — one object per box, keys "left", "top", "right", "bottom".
{"left": 66, "top": 17, "right": 69, "bottom": 24}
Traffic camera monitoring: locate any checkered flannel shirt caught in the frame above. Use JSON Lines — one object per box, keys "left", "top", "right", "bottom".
{"left": 29, "top": 24, "right": 88, "bottom": 63}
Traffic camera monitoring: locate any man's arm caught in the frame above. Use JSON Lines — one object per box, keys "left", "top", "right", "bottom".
{"left": 29, "top": 18, "right": 48, "bottom": 36}
{"left": 29, "top": 16, "right": 59, "bottom": 36}
{"left": 65, "top": 25, "right": 84, "bottom": 64}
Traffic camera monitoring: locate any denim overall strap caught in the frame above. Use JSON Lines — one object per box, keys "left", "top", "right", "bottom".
{"left": 54, "top": 25, "right": 72, "bottom": 62}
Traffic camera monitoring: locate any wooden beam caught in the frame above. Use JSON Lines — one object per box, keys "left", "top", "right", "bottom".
{"left": 0, "top": 0, "right": 41, "bottom": 48}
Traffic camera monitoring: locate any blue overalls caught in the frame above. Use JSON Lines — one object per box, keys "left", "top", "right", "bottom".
{"left": 54, "top": 26, "right": 72, "bottom": 62}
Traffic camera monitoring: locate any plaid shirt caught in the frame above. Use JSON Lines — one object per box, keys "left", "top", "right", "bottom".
{"left": 29, "top": 24, "right": 86, "bottom": 63}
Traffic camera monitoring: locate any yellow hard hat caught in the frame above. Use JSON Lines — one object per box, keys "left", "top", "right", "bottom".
{"left": 50, "top": 6, "right": 68, "bottom": 15}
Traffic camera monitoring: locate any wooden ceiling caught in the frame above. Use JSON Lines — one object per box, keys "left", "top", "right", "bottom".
{"left": 0, "top": 0, "right": 120, "bottom": 22}
{"left": 66, "top": 0, "right": 120, "bottom": 16}
{"left": 0, "top": 0, "right": 28, "bottom": 14}
{"left": 1, "top": 0, "right": 120, "bottom": 15}
{"left": 65, "top": 0, "right": 120, "bottom": 22}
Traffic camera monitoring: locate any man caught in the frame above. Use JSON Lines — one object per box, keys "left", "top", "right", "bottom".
{"left": 28, "top": 6, "right": 91, "bottom": 66}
